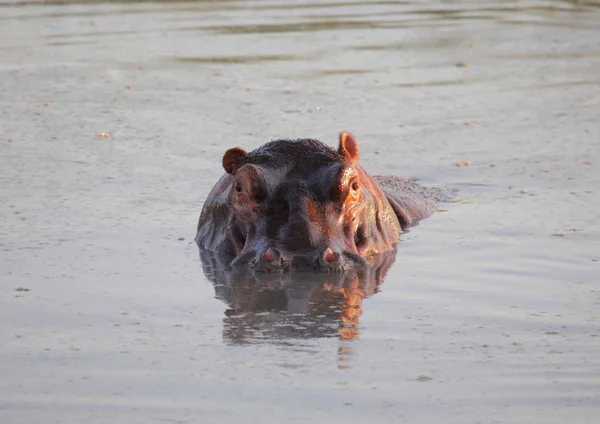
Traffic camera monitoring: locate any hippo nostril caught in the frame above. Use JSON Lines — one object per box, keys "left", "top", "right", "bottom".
{"left": 323, "top": 247, "right": 340, "bottom": 264}
{"left": 261, "top": 247, "right": 281, "bottom": 264}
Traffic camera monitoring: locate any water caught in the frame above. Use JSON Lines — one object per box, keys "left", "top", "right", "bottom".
{"left": 1, "top": 1, "right": 599, "bottom": 423}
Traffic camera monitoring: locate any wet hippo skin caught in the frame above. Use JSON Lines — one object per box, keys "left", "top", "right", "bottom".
{"left": 196, "top": 132, "right": 435, "bottom": 271}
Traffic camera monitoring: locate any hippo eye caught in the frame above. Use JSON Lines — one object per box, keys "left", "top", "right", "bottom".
{"left": 351, "top": 181, "right": 360, "bottom": 191}
{"left": 234, "top": 182, "right": 242, "bottom": 193}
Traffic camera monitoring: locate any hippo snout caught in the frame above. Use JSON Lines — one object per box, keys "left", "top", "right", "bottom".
{"left": 255, "top": 247, "right": 285, "bottom": 272}
{"left": 254, "top": 247, "right": 349, "bottom": 272}
{"left": 317, "top": 247, "right": 346, "bottom": 272}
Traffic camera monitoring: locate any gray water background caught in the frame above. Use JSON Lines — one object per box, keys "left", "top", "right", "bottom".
{"left": 1, "top": 0, "right": 599, "bottom": 423}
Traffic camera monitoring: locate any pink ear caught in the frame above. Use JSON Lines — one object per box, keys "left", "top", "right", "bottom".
{"left": 222, "top": 147, "right": 248, "bottom": 174}
{"left": 338, "top": 132, "right": 360, "bottom": 163}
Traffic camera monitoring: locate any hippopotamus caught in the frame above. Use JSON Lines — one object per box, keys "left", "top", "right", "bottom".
{"left": 195, "top": 132, "right": 435, "bottom": 272}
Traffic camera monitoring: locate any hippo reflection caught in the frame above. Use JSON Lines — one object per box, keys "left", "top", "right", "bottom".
{"left": 196, "top": 132, "right": 435, "bottom": 272}
{"left": 200, "top": 248, "right": 396, "bottom": 344}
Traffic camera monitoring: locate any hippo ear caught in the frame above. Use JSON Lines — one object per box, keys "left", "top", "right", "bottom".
{"left": 338, "top": 132, "right": 360, "bottom": 164}
{"left": 222, "top": 147, "right": 248, "bottom": 174}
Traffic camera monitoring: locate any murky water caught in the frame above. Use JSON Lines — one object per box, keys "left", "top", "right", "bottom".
{"left": 1, "top": 0, "right": 599, "bottom": 423}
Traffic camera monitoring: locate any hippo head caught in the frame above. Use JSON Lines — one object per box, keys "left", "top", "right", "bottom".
{"left": 197, "top": 132, "right": 429, "bottom": 272}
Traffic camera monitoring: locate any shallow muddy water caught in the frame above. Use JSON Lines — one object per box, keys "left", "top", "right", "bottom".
{"left": 1, "top": 0, "right": 599, "bottom": 423}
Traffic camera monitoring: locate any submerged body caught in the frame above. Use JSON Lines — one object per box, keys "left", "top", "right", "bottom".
{"left": 196, "top": 132, "right": 434, "bottom": 271}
